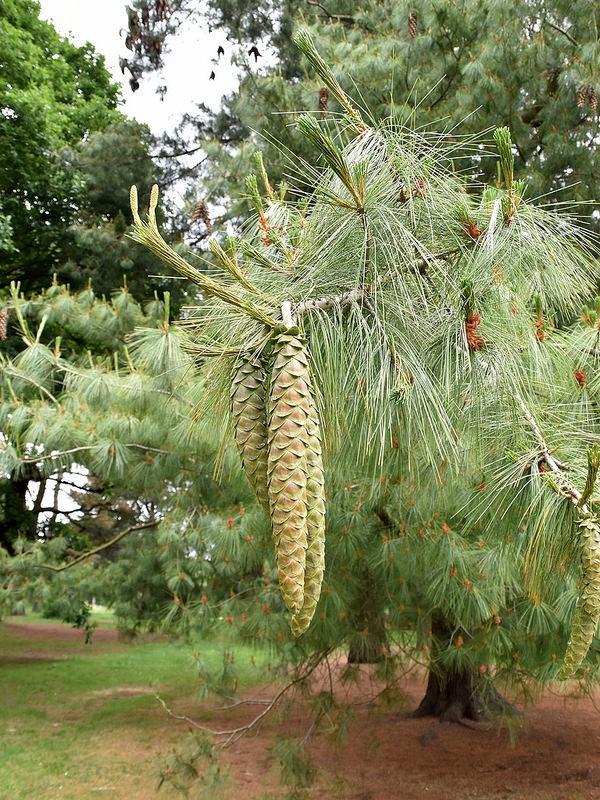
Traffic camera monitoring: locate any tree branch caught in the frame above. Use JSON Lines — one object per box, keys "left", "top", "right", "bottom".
{"left": 155, "top": 649, "right": 333, "bottom": 748}
{"left": 306, "top": 1, "right": 356, "bottom": 23}
{"left": 37, "top": 519, "right": 160, "bottom": 572}
{"left": 513, "top": 391, "right": 587, "bottom": 513}
{"left": 291, "top": 250, "right": 459, "bottom": 319}
{"left": 15, "top": 443, "right": 169, "bottom": 465}
{"left": 544, "top": 18, "right": 579, "bottom": 47}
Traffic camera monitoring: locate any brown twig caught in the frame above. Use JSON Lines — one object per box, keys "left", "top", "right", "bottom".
{"left": 306, "top": 0, "right": 356, "bottom": 23}
{"left": 37, "top": 519, "right": 160, "bottom": 572}
{"left": 544, "top": 18, "right": 579, "bottom": 46}
{"left": 155, "top": 650, "right": 332, "bottom": 748}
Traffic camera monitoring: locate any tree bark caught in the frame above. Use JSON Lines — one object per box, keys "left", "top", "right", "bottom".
{"left": 413, "top": 614, "right": 520, "bottom": 722}
{"left": 0, "top": 475, "right": 38, "bottom": 555}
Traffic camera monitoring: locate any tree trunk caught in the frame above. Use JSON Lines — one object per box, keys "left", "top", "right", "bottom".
{"left": 413, "top": 614, "right": 520, "bottom": 722}
{"left": 0, "top": 475, "right": 38, "bottom": 555}
{"left": 413, "top": 666, "right": 517, "bottom": 722}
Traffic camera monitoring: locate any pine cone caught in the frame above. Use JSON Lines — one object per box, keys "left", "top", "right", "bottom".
{"left": 465, "top": 313, "right": 484, "bottom": 350}
{"left": 0, "top": 307, "right": 7, "bottom": 341}
{"left": 590, "top": 87, "right": 599, "bottom": 114}
{"left": 291, "top": 391, "right": 326, "bottom": 636}
{"left": 577, "top": 83, "right": 589, "bottom": 109}
{"left": 574, "top": 370, "right": 587, "bottom": 388}
{"left": 231, "top": 354, "right": 270, "bottom": 513}
{"left": 318, "top": 86, "right": 329, "bottom": 119}
{"left": 190, "top": 200, "right": 212, "bottom": 232}
{"left": 267, "top": 330, "right": 313, "bottom": 614}
{"left": 408, "top": 11, "right": 418, "bottom": 39}
{"left": 559, "top": 517, "right": 600, "bottom": 679}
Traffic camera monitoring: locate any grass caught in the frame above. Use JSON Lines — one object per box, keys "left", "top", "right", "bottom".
{"left": 0, "top": 612, "right": 271, "bottom": 799}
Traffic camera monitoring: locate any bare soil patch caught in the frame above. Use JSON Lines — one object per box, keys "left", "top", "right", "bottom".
{"left": 156, "top": 664, "right": 600, "bottom": 800}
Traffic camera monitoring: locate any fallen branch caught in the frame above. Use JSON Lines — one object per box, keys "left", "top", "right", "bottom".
{"left": 156, "top": 649, "right": 332, "bottom": 748}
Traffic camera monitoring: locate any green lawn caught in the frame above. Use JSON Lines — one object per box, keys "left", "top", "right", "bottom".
{"left": 0, "top": 614, "right": 270, "bottom": 799}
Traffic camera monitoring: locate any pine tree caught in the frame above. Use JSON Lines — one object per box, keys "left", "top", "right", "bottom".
{"left": 129, "top": 1, "right": 600, "bottom": 229}
{"left": 0, "top": 278, "right": 268, "bottom": 632}
{"left": 127, "top": 34, "right": 600, "bottom": 719}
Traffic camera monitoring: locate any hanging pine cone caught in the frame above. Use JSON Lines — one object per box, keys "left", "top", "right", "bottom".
{"left": 0, "top": 307, "right": 7, "bottom": 341}
{"left": 318, "top": 86, "right": 329, "bottom": 119}
{"left": 267, "top": 329, "right": 313, "bottom": 614}
{"left": 577, "top": 83, "right": 589, "bottom": 109}
{"left": 290, "top": 391, "right": 326, "bottom": 636}
{"left": 190, "top": 200, "right": 212, "bottom": 232}
{"left": 559, "top": 516, "right": 600, "bottom": 679}
{"left": 408, "top": 11, "right": 418, "bottom": 39}
{"left": 231, "top": 353, "right": 270, "bottom": 514}
{"left": 590, "top": 86, "right": 599, "bottom": 114}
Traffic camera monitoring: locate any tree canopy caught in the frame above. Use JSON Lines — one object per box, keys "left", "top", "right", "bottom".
{"left": 0, "top": 0, "right": 123, "bottom": 288}
{"left": 33, "top": 33, "right": 596, "bottom": 722}
{"left": 123, "top": 0, "right": 600, "bottom": 232}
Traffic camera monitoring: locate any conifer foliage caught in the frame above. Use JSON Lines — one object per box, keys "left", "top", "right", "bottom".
{"left": 0, "top": 277, "right": 269, "bottom": 631}
{"left": 127, "top": 32, "right": 600, "bottom": 694}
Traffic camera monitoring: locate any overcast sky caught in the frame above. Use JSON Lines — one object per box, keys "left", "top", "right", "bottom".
{"left": 38, "top": 0, "right": 238, "bottom": 134}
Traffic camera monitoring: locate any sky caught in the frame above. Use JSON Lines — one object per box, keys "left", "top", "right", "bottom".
{"left": 38, "top": 0, "right": 238, "bottom": 135}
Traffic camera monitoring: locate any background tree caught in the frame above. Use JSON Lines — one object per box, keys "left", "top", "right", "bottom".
{"left": 58, "top": 119, "right": 186, "bottom": 302}
{"left": 122, "top": 0, "right": 600, "bottom": 231}
{"left": 0, "top": 278, "right": 275, "bottom": 636}
{"left": 0, "top": 2, "right": 186, "bottom": 298}
{"left": 0, "top": 0, "right": 120, "bottom": 289}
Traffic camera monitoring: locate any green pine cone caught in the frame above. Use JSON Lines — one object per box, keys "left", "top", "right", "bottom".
{"left": 268, "top": 331, "right": 313, "bottom": 614}
{"left": 291, "top": 392, "right": 326, "bottom": 636}
{"left": 559, "top": 516, "right": 600, "bottom": 680}
{"left": 231, "top": 353, "right": 270, "bottom": 514}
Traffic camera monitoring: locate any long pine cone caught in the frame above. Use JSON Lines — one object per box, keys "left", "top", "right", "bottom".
{"left": 291, "top": 390, "right": 326, "bottom": 636}
{"left": 268, "top": 330, "right": 313, "bottom": 614}
{"left": 559, "top": 516, "right": 600, "bottom": 679}
{"left": 231, "top": 353, "right": 270, "bottom": 514}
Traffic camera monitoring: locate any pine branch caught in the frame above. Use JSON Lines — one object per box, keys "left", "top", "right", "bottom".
{"left": 297, "top": 115, "right": 365, "bottom": 210}
{"left": 306, "top": 1, "right": 356, "bottom": 24}
{"left": 1, "top": 362, "right": 58, "bottom": 404}
{"left": 291, "top": 250, "right": 459, "bottom": 318}
{"left": 129, "top": 186, "right": 277, "bottom": 327}
{"left": 14, "top": 443, "right": 169, "bottom": 465}
{"left": 294, "top": 29, "right": 365, "bottom": 132}
{"left": 544, "top": 18, "right": 579, "bottom": 47}
{"left": 513, "top": 392, "right": 600, "bottom": 680}
{"left": 513, "top": 392, "right": 584, "bottom": 510}
{"left": 37, "top": 519, "right": 160, "bottom": 572}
